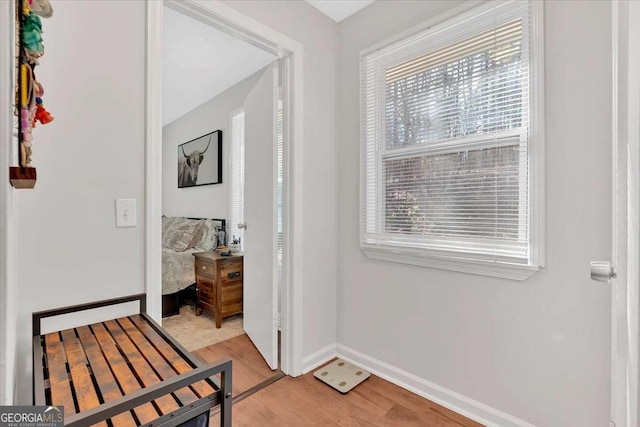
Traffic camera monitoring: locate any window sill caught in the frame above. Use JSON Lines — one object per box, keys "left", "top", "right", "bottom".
{"left": 361, "top": 244, "right": 540, "bottom": 281}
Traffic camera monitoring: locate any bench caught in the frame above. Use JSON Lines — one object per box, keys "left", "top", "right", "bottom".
{"left": 32, "top": 294, "right": 232, "bottom": 427}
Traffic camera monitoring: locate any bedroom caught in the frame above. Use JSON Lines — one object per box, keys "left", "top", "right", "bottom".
{"left": 159, "top": 4, "right": 283, "bottom": 393}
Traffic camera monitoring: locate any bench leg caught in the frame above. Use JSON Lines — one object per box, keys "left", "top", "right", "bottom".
{"left": 220, "top": 361, "right": 233, "bottom": 427}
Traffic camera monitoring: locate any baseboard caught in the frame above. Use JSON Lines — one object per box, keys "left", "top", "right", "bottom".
{"left": 301, "top": 343, "right": 337, "bottom": 374}
{"left": 336, "top": 344, "right": 535, "bottom": 427}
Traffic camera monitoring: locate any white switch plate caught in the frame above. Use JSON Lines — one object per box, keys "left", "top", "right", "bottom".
{"left": 115, "top": 199, "right": 137, "bottom": 228}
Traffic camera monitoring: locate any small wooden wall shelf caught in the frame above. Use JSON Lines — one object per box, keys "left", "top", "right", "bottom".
{"left": 10, "top": 166, "right": 37, "bottom": 189}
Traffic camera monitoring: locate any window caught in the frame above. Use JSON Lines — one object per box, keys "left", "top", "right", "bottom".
{"left": 360, "top": 1, "right": 543, "bottom": 280}
{"left": 276, "top": 91, "right": 284, "bottom": 264}
{"left": 229, "top": 110, "right": 245, "bottom": 247}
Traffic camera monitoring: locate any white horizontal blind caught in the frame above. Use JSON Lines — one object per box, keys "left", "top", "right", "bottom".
{"left": 362, "top": 1, "right": 532, "bottom": 263}
{"left": 276, "top": 92, "right": 284, "bottom": 262}
{"left": 230, "top": 110, "right": 245, "bottom": 247}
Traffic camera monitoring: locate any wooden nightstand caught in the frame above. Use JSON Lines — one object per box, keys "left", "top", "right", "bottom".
{"left": 193, "top": 251, "right": 243, "bottom": 328}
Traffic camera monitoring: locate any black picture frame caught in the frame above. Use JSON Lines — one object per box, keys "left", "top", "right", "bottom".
{"left": 177, "top": 130, "right": 223, "bottom": 188}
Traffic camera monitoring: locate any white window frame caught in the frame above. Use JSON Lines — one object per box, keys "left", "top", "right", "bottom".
{"left": 359, "top": 0, "right": 545, "bottom": 281}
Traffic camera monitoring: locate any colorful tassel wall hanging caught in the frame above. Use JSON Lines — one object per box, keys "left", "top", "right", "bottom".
{"left": 10, "top": 0, "right": 54, "bottom": 189}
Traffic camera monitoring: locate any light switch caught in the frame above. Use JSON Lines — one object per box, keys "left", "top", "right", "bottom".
{"left": 115, "top": 199, "right": 137, "bottom": 228}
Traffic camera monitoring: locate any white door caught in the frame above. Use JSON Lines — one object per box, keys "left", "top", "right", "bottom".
{"left": 242, "top": 63, "right": 278, "bottom": 370}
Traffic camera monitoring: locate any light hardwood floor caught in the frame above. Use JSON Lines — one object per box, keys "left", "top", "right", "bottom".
{"left": 231, "top": 368, "right": 483, "bottom": 426}
{"left": 195, "top": 334, "right": 482, "bottom": 426}
{"left": 192, "top": 333, "right": 275, "bottom": 396}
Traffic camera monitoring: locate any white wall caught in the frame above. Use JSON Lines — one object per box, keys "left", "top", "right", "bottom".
{"left": 336, "top": 1, "right": 612, "bottom": 426}
{"left": 5, "top": 1, "right": 614, "bottom": 422}
{"left": 6, "top": 0, "right": 339, "bottom": 401}
{"left": 12, "top": 0, "right": 146, "bottom": 402}
{"left": 162, "top": 69, "right": 263, "bottom": 219}
{"left": 0, "top": 0, "right": 17, "bottom": 404}
{"left": 222, "top": 0, "right": 339, "bottom": 363}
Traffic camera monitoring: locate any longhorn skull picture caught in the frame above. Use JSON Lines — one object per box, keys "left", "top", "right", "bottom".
{"left": 177, "top": 130, "right": 222, "bottom": 188}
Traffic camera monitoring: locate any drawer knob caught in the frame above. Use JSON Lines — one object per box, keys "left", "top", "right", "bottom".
{"left": 202, "top": 266, "right": 207, "bottom": 271}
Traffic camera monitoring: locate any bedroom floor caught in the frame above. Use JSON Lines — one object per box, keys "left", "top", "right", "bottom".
{"left": 162, "top": 304, "right": 245, "bottom": 351}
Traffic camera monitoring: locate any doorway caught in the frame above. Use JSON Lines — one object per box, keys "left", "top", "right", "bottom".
{"left": 145, "top": 0, "right": 303, "bottom": 387}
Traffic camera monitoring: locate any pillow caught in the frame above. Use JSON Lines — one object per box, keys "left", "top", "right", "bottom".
{"left": 161, "top": 216, "right": 178, "bottom": 247}
{"left": 193, "top": 219, "right": 219, "bottom": 251}
{"left": 162, "top": 218, "right": 205, "bottom": 252}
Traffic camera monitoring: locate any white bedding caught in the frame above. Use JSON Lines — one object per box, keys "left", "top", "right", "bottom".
{"left": 162, "top": 217, "right": 223, "bottom": 295}
{"left": 162, "top": 247, "right": 200, "bottom": 295}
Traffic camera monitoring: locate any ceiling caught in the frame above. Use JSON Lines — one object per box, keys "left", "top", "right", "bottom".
{"left": 163, "top": 7, "right": 277, "bottom": 126}
{"left": 306, "top": 0, "right": 374, "bottom": 22}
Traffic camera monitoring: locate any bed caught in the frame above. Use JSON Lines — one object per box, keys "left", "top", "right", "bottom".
{"left": 162, "top": 217, "right": 226, "bottom": 317}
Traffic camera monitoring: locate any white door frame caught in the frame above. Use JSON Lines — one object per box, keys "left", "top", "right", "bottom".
{"left": 627, "top": 2, "right": 640, "bottom": 423}
{"left": 611, "top": 1, "right": 639, "bottom": 425}
{"left": 145, "top": 0, "right": 305, "bottom": 376}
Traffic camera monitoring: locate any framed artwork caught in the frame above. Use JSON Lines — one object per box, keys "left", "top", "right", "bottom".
{"left": 178, "top": 130, "right": 222, "bottom": 188}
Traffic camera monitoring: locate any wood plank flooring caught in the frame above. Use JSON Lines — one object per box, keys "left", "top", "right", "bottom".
{"left": 231, "top": 367, "right": 483, "bottom": 427}
{"left": 192, "top": 333, "right": 276, "bottom": 396}
{"left": 194, "top": 334, "right": 482, "bottom": 426}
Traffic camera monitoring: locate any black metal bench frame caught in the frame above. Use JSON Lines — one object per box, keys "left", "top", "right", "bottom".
{"left": 32, "top": 293, "right": 232, "bottom": 427}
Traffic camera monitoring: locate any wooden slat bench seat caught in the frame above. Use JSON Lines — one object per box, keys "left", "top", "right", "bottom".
{"left": 32, "top": 294, "right": 232, "bottom": 427}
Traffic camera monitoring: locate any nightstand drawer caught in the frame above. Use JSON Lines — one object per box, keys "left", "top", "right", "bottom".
{"left": 195, "top": 259, "right": 215, "bottom": 279}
